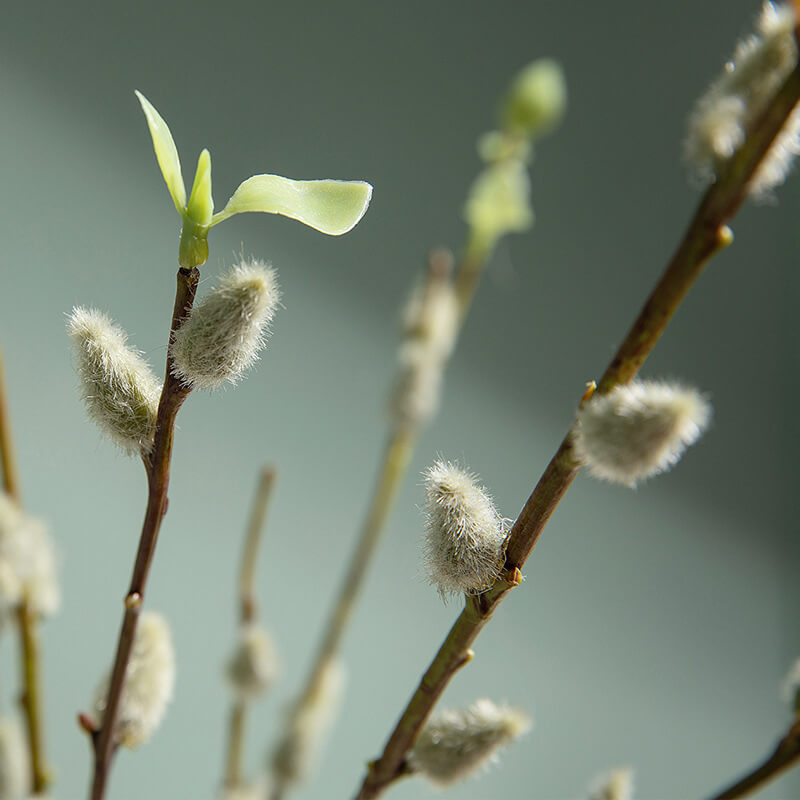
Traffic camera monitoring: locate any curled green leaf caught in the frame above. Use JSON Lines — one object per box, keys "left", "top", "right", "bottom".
{"left": 186, "top": 149, "right": 214, "bottom": 226}
{"left": 135, "top": 90, "right": 187, "bottom": 214}
{"left": 212, "top": 175, "right": 373, "bottom": 235}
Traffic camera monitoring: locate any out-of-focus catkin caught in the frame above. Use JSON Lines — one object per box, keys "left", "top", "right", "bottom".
{"left": 573, "top": 380, "right": 711, "bottom": 487}
{"left": 389, "top": 253, "right": 458, "bottom": 431}
{"left": 226, "top": 623, "right": 279, "bottom": 699}
{"left": 0, "top": 493, "right": 59, "bottom": 621}
{"left": 67, "top": 307, "right": 161, "bottom": 455}
{"left": 684, "top": 2, "right": 800, "bottom": 197}
{"left": 171, "top": 260, "right": 280, "bottom": 390}
{"left": 0, "top": 715, "right": 30, "bottom": 800}
{"left": 94, "top": 612, "right": 175, "bottom": 748}
{"left": 409, "top": 699, "right": 531, "bottom": 787}
{"left": 270, "top": 657, "right": 344, "bottom": 787}
{"left": 589, "top": 768, "right": 635, "bottom": 800}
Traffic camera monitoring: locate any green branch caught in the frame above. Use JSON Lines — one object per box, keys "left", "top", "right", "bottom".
{"left": 0, "top": 344, "right": 53, "bottom": 793}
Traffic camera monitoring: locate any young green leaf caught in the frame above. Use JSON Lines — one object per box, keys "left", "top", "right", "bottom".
{"left": 186, "top": 148, "right": 214, "bottom": 226}
{"left": 134, "top": 90, "right": 187, "bottom": 214}
{"left": 212, "top": 175, "right": 373, "bottom": 235}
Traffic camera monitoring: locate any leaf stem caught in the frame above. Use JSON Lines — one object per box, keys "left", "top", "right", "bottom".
{"left": 705, "top": 720, "right": 800, "bottom": 800}
{"left": 0, "top": 344, "right": 53, "bottom": 793}
{"left": 354, "top": 53, "right": 800, "bottom": 800}
{"left": 88, "top": 266, "right": 199, "bottom": 800}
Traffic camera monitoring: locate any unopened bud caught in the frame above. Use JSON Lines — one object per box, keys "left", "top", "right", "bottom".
{"left": 502, "top": 59, "right": 567, "bottom": 138}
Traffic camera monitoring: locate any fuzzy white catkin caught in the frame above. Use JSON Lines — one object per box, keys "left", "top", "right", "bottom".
{"left": 270, "top": 658, "right": 345, "bottom": 786}
{"left": 94, "top": 612, "right": 175, "bottom": 749}
{"left": 573, "top": 381, "right": 711, "bottom": 487}
{"left": 0, "top": 715, "right": 29, "bottom": 800}
{"left": 0, "top": 493, "right": 59, "bottom": 621}
{"left": 171, "top": 260, "right": 280, "bottom": 390}
{"left": 409, "top": 699, "right": 531, "bottom": 787}
{"left": 67, "top": 307, "right": 162, "bottom": 455}
{"left": 423, "top": 461, "right": 507, "bottom": 598}
{"left": 226, "top": 623, "right": 279, "bottom": 698}
{"left": 685, "top": 2, "right": 800, "bottom": 197}
{"left": 589, "top": 768, "right": 634, "bottom": 800}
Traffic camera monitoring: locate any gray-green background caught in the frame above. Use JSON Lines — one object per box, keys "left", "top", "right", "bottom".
{"left": 1, "top": 1, "right": 797, "bottom": 798}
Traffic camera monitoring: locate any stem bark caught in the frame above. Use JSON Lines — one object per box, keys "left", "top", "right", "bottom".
{"left": 89, "top": 266, "right": 199, "bottom": 800}
{"left": 354, "top": 53, "right": 800, "bottom": 800}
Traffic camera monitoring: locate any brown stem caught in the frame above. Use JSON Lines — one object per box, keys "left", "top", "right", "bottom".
{"left": 355, "top": 54, "right": 800, "bottom": 800}
{"left": 88, "top": 266, "right": 199, "bottom": 800}
{"left": 706, "top": 720, "right": 800, "bottom": 800}
{"left": 0, "top": 344, "right": 53, "bottom": 792}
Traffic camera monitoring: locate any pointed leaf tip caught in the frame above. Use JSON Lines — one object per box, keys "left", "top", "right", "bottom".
{"left": 135, "top": 90, "right": 187, "bottom": 214}
{"left": 212, "top": 175, "right": 373, "bottom": 235}
{"left": 186, "top": 148, "right": 214, "bottom": 226}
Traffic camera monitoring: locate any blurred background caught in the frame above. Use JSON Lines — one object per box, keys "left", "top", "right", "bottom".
{"left": 1, "top": 1, "right": 798, "bottom": 798}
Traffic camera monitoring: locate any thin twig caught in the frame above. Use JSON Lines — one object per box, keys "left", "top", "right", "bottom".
{"left": 223, "top": 466, "right": 277, "bottom": 790}
{"left": 0, "top": 345, "right": 21, "bottom": 501}
{"left": 0, "top": 344, "right": 52, "bottom": 793}
{"left": 268, "top": 243, "right": 486, "bottom": 800}
{"left": 88, "top": 266, "right": 199, "bottom": 800}
{"left": 706, "top": 720, "right": 800, "bottom": 800}
{"left": 267, "top": 428, "right": 414, "bottom": 800}
{"left": 239, "top": 466, "right": 277, "bottom": 625}
{"left": 354, "top": 53, "right": 800, "bottom": 800}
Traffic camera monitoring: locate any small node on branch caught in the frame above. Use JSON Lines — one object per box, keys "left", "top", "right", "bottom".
{"left": 125, "top": 592, "right": 142, "bottom": 610}
{"left": 580, "top": 381, "right": 597, "bottom": 408}
{"left": 77, "top": 712, "right": 98, "bottom": 737}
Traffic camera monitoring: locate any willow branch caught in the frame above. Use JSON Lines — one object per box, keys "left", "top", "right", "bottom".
{"left": 0, "top": 345, "right": 21, "bottom": 501}
{"left": 354, "top": 57, "right": 800, "bottom": 800}
{"left": 706, "top": 720, "right": 800, "bottom": 800}
{"left": 88, "top": 266, "right": 199, "bottom": 800}
{"left": 0, "top": 344, "right": 53, "bottom": 793}
{"left": 223, "top": 466, "right": 277, "bottom": 790}
{"left": 268, "top": 243, "right": 489, "bottom": 800}
{"left": 238, "top": 466, "right": 277, "bottom": 625}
